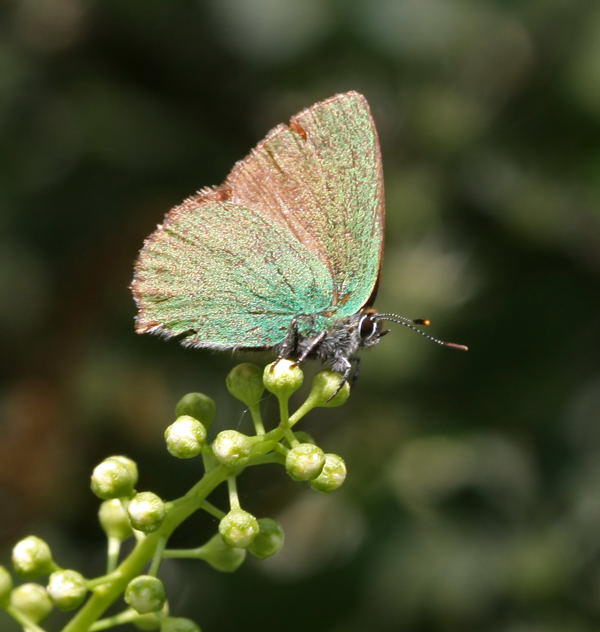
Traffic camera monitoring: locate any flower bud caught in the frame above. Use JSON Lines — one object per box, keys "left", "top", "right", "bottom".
{"left": 310, "top": 453, "right": 347, "bottom": 493}
{"left": 226, "top": 363, "right": 264, "bottom": 407}
{"left": 10, "top": 583, "right": 52, "bottom": 623}
{"left": 98, "top": 499, "right": 134, "bottom": 541}
{"left": 175, "top": 393, "right": 216, "bottom": 430}
{"left": 285, "top": 443, "right": 325, "bottom": 481}
{"left": 263, "top": 360, "right": 303, "bottom": 399}
{"left": 0, "top": 566, "right": 13, "bottom": 607}
{"left": 200, "top": 534, "right": 246, "bottom": 572}
{"left": 161, "top": 617, "right": 201, "bottom": 632}
{"left": 134, "top": 602, "right": 169, "bottom": 631}
{"left": 127, "top": 492, "right": 166, "bottom": 534}
{"left": 308, "top": 370, "right": 350, "bottom": 407}
{"left": 47, "top": 569, "right": 87, "bottom": 611}
{"left": 164, "top": 416, "right": 206, "bottom": 459}
{"left": 219, "top": 509, "right": 259, "bottom": 548}
{"left": 125, "top": 576, "right": 166, "bottom": 615}
{"left": 212, "top": 430, "right": 254, "bottom": 467}
{"left": 12, "top": 536, "right": 55, "bottom": 578}
{"left": 248, "top": 518, "right": 285, "bottom": 559}
{"left": 91, "top": 455, "right": 138, "bottom": 500}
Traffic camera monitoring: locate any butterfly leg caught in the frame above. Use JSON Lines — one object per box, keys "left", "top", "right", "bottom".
{"left": 295, "top": 330, "right": 327, "bottom": 365}
{"left": 277, "top": 315, "right": 322, "bottom": 363}
{"left": 325, "top": 356, "right": 353, "bottom": 402}
{"left": 277, "top": 317, "right": 302, "bottom": 360}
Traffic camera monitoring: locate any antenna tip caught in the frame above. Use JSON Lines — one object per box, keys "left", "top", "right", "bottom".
{"left": 444, "top": 342, "right": 469, "bottom": 352}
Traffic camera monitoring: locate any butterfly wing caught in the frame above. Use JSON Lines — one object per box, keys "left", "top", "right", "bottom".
{"left": 225, "top": 90, "right": 385, "bottom": 314}
{"left": 132, "top": 91, "right": 384, "bottom": 349}
{"left": 132, "top": 189, "right": 333, "bottom": 348}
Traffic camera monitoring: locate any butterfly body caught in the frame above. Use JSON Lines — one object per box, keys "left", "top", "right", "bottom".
{"left": 277, "top": 310, "right": 387, "bottom": 382}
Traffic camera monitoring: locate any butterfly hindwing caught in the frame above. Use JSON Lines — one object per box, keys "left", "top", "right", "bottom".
{"left": 132, "top": 193, "right": 333, "bottom": 348}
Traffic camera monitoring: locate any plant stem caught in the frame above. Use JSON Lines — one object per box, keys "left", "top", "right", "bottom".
{"left": 227, "top": 476, "right": 240, "bottom": 510}
{"left": 199, "top": 499, "right": 226, "bottom": 519}
{"left": 278, "top": 397, "right": 297, "bottom": 445}
{"left": 248, "top": 403, "right": 265, "bottom": 435}
{"left": 88, "top": 609, "right": 140, "bottom": 631}
{"left": 161, "top": 547, "right": 204, "bottom": 559}
{"left": 106, "top": 537, "right": 120, "bottom": 574}
{"left": 148, "top": 537, "right": 166, "bottom": 577}
{"left": 5, "top": 605, "right": 46, "bottom": 632}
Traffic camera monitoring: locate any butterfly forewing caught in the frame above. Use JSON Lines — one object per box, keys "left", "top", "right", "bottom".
{"left": 226, "top": 91, "right": 384, "bottom": 315}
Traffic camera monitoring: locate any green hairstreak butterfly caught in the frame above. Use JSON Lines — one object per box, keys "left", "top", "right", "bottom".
{"left": 132, "top": 91, "right": 467, "bottom": 385}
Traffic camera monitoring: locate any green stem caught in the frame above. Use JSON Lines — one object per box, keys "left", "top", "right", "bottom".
{"left": 289, "top": 397, "right": 317, "bottom": 427}
{"left": 278, "top": 397, "right": 297, "bottom": 446}
{"left": 162, "top": 547, "right": 204, "bottom": 560}
{"left": 246, "top": 453, "right": 285, "bottom": 466}
{"left": 248, "top": 403, "right": 265, "bottom": 435}
{"left": 148, "top": 537, "right": 166, "bottom": 577}
{"left": 273, "top": 442, "right": 289, "bottom": 456}
{"left": 200, "top": 499, "right": 226, "bottom": 519}
{"left": 87, "top": 572, "right": 119, "bottom": 590}
{"left": 106, "top": 537, "right": 121, "bottom": 574}
{"left": 88, "top": 609, "right": 140, "bottom": 631}
{"left": 61, "top": 465, "right": 229, "bottom": 632}
{"left": 227, "top": 476, "right": 240, "bottom": 510}
{"left": 5, "top": 605, "right": 46, "bottom": 632}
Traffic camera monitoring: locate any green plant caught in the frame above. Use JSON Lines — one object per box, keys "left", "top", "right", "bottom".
{"left": 0, "top": 360, "right": 350, "bottom": 632}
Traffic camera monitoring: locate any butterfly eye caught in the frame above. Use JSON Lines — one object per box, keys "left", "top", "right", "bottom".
{"left": 359, "top": 314, "right": 379, "bottom": 340}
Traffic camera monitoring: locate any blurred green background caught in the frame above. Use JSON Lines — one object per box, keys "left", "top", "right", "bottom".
{"left": 1, "top": 0, "right": 600, "bottom": 630}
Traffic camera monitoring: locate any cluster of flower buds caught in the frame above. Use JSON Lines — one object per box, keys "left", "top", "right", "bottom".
{"left": 1, "top": 360, "right": 350, "bottom": 632}
{"left": 0, "top": 535, "right": 88, "bottom": 627}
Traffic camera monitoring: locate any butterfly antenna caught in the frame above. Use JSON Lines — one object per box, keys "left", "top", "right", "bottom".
{"left": 373, "top": 313, "right": 469, "bottom": 351}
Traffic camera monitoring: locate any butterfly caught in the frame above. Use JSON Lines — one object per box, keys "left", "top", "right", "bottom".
{"left": 131, "top": 91, "right": 467, "bottom": 386}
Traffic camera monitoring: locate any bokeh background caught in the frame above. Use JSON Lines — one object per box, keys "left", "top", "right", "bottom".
{"left": 1, "top": 1, "right": 600, "bottom": 630}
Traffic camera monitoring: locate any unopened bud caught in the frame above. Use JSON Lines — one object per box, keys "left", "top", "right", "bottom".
{"left": 164, "top": 416, "right": 206, "bottom": 459}
{"left": 310, "top": 453, "right": 347, "bottom": 492}
{"left": 263, "top": 360, "right": 303, "bottom": 399}
{"left": 175, "top": 393, "right": 216, "bottom": 431}
{"left": 91, "top": 455, "right": 138, "bottom": 500}
{"left": 212, "top": 430, "right": 254, "bottom": 467}
{"left": 307, "top": 370, "right": 350, "bottom": 408}
{"left": 248, "top": 518, "right": 285, "bottom": 559}
{"left": 219, "top": 509, "right": 259, "bottom": 548}
{"left": 125, "top": 576, "right": 166, "bottom": 615}
{"left": 98, "top": 499, "right": 134, "bottom": 541}
{"left": 0, "top": 566, "right": 13, "bottom": 607}
{"left": 10, "top": 583, "right": 52, "bottom": 623}
{"left": 127, "top": 492, "right": 166, "bottom": 534}
{"left": 12, "top": 536, "right": 55, "bottom": 578}
{"left": 285, "top": 443, "right": 325, "bottom": 481}
{"left": 226, "top": 363, "right": 264, "bottom": 407}
{"left": 47, "top": 569, "right": 87, "bottom": 611}
{"left": 161, "top": 617, "right": 201, "bottom": 632}
{"left": 200, "top": 534, "right": 246, "bottom": 572}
